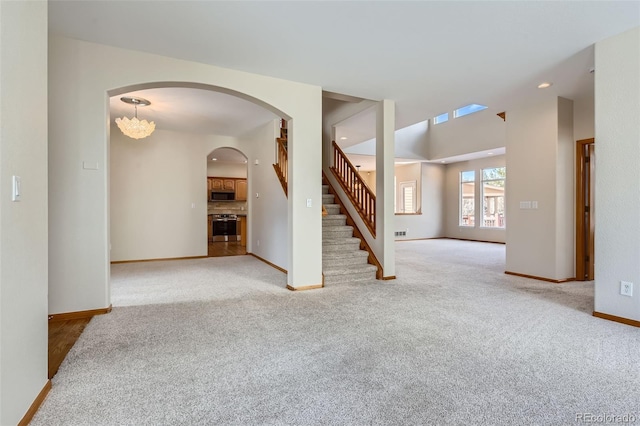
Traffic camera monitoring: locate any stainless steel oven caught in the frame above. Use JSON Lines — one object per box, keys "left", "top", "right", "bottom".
{"left": 212, "top": 214, "right": 238, "bottom": 242}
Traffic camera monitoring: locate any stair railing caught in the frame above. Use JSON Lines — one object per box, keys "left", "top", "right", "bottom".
{"left": 330, "top": 141, "right": 376, "bottom": 236}
{"left": 272, "top": 119, "right": 288, "bottom": 196}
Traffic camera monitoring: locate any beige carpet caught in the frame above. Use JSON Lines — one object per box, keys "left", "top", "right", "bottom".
{"left": 32, "top": 240, "right": 640, "bottom": 425}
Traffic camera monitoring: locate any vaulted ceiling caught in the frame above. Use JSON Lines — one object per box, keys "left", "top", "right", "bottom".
{"left": 51, "top": 1, "right": 639, "bottom": 141}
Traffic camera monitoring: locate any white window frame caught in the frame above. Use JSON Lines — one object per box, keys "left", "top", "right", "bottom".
{"left": 398, "top": 180, "right": 417, "bottom": 213}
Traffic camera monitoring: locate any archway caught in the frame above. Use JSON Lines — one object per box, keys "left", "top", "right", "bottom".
{"left": 108, "top": 83, "right": 286, "bottom": 306}
{"left": 206, "top": 147, "right": 249, "bottom": 257}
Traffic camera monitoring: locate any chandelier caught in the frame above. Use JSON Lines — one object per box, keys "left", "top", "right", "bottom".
{"left": 115, "top": 96, "right": 156, "bottom": 139}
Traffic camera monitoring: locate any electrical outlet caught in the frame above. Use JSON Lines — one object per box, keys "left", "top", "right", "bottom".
{"left": 620, "top": 281, "right": 633, "bottom": 297}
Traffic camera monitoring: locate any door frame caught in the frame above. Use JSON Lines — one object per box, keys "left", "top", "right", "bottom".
{"left": 576, "top": 138, "right": 595, "bottom": 281}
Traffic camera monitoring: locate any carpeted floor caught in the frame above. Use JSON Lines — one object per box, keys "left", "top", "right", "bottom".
{"left": 32, "top": 240, "right": 640, "bottom": 425}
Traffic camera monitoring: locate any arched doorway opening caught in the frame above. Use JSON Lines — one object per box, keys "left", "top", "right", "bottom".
{"left": 206, "top": 147, "right": 248, "bottom": 257}
{"left": 108, "top": 83, "right": 287, "bottom": 305}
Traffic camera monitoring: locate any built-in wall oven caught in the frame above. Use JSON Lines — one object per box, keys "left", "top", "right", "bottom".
{"left": 212, "top": 214, "right": 238, "bottom": 242}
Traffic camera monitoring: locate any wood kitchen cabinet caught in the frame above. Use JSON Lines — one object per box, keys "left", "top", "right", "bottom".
{"left": 209, "top": 178, "right": 223, "bottom": 191}
{"left": 223, "top": 179, "right": 235, "bottom": 191}
{"left": 235, "top": 180, "right": 247, "bottom": 201}
{"left": 207, "top": 214, "right": 213, "bottom": 242}
{"left": 238, "top": 216, "right": 247, "bottom": 246}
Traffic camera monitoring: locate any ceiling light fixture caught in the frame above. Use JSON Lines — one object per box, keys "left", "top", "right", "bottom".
{"left": 115, "top": 97, "right": 156, "bottom": 139}
{"left": 537, "top": 82, "right": 553, "bottom": 89}
{"left": 340, "top": 136, "right": 348, "bottom": 140}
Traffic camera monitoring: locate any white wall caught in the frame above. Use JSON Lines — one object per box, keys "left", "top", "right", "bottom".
{"left": 241, "top": 120, "right": 288, "bottom": 270}
{"left": 0, "top": 1, "right": 49, "bottom": 424}
{"left": 505, "top": 96, "right": 574, "bottom": 280}
{"left": 395, "top": 163, "right": 445, "bottom": 240}
{"left": 444, "top": 155, "right": 507, "bottom": 243}
{"left": 427, "top": 108, "right": 506, "bottom": 160}
{"left": 49, "top": 35, "right": 322, "bottom": 313}
{"left": 594, "top": 27, "right": 640, "bottom": 322}
{"left": 574, "top": 96, "right": 594, "bottom": 141}
{"left": 207, "top": 162, "right": 247, "bottom": 178}
{"left": 345, "top": 120, "right": 429, "bottom": 160}
{"left": 111, "top": 128, "right": 239, "bottom": 261}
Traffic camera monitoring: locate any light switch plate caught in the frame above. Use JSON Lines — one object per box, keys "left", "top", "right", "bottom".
{"left": 12, "top": 175, "right": 21, "bottom": 201}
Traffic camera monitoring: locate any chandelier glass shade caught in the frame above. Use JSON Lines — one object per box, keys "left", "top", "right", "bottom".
{"left": 115, "top": 97, "right": 156, "bottom": 139}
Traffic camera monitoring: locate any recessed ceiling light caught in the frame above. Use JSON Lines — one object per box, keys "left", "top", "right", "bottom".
{"left": 441, "top": 160, "right": 446, "bottom": 163}
{"left": 340, "top": 136, "right": 348, "bottom": 140}
{"left": 537, "top": 82, "right": 553, "bottom": 89}
{"left": 487, "top": 152, "right": 494, "bottom": 155}
{"left": 212, "top": 158, "right": 217, "bottom": 161}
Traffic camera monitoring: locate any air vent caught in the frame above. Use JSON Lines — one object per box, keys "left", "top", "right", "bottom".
{"left": 395, "top": 231, "right": 407, "bottom": 237}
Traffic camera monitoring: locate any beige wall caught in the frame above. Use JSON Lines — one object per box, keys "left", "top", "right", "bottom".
{"left": 110, "top": 128, "right": 240, "bottom": 261}
{"left": 396, "top": 163, "right": 445, "bottom": 240}
{"left": 427, "top": 108, "right": 506, "bottom": 160}
{"left": 0, "top": 1, "right": 49, "bottom": 424}
{"left": 207, "top": 162, "right": 247, "bottom": 178}
{"left": 594, "top": 27, "right": 640, "bottom": 321}
{"left": 242, "top": 121, "right": 288, "bottom": 269}
{"left": 444, "top": 155, "right": 507, "bottom": 243}
{"left": 505, "top": 96, "right": 574, "bottom": 280}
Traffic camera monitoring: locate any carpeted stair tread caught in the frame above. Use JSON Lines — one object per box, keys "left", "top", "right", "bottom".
{"left": 322, "top": 226, "right": 354, "bottom": 238}
{"left": 322, "top": 216, "right": 347, "bottom": 226}
{"left": 322, "top": 214, "right": 347, "bottom": 221}
{"left": 323, "top": 252, "right": 370, "bottom": 268}
{"left": 323, "top": 263, "right": 378, "bottom": 276}
{"left": 323, "top": 250, "right": 369, "bottom": 260}
{"left": 321, "top": 184, "right": 376, "bottom": 285}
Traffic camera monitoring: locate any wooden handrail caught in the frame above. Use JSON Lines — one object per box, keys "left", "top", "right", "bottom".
{"left": 273, "top": 120, "right": 288, "bottom": 196}
{"left": 330, "top": 141, "right": 376, "bottom": 236}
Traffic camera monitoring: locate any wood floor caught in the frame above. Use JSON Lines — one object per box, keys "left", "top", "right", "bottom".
{"left": 208, "top": 241, "right": 247, "bottom": 257}
{"left": 48, "top": 317, "right": 91, "bottom": 379}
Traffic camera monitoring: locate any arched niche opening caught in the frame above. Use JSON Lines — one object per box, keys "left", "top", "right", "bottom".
{"left": 206, "top": 147, "right": 249, "bottom": 254}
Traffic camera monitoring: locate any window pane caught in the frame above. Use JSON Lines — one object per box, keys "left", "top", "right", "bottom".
{"left": 460, "top": 170, "right": 475, "bottom": 226}
{"left": 433, "top": 112, "right": 449, "bottom": 124}
{"left": 482, "top": 167, "right": 506, "bottom": 181}
{"left": 454, "top": 104, "right": 488, "bottom": 118}
{"left": 461, "top": 170, "right": 475, "bottom": 182}
{"left": 481, "top": 167, "right": 506, "bottom": 228}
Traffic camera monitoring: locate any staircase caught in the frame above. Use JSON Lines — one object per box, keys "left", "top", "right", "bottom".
{"left": 322, "top": 185, "right": 377, "bottom": 285}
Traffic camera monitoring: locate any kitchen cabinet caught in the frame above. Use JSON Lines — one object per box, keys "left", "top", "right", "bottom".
{"left": 223, "top": 179, "right": 235, "bottom": 191}
{"left": 208, "top": 178, "right": 223, "bottom": 191}
{"left": 238, "top": 216, "right": 247, "bottom": 246}
{"left": 207, "top": 215, "right": 213, "bottom": 242}
{"left": 235, "top": 180, "right": 247, "bottom": 201}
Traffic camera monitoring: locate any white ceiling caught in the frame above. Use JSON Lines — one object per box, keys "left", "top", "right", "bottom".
{"left": 110, "top": 87, "right": 278, "bottom": 137}
{"left": 53, "top": 1, "right": 639, "bottom": 157}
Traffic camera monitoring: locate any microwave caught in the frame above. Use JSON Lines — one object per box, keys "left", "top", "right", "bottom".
{"left": 211, "top": 191, "right": 235, "bottom": 201}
